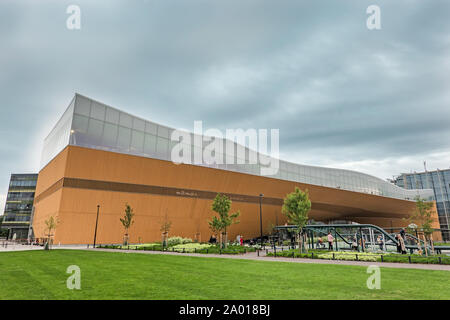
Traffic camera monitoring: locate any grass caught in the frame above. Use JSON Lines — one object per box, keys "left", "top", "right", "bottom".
{"left": 0, "top": 249, "right": 449, "bottom": 300}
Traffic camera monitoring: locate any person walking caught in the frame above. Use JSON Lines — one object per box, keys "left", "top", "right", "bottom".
{"left": 327, "top": 232, "right": 334, "bottom": 251}
{"left": 400, "top": 228, "right": 406, "bottom": 240}
{"left": 395, "top": 234, "right": 402, "bottom": 253}
{"left": 317, "top": 236, "right": 323, "bottom": 249}
{"left": 377, "top": 235, "right": 384, "bottom": 250}
{"left": 290, "top": 235, "right": 295, "bottom": 249}
{"left": 398, "top": 233, "right": 407, "bottom": 254}
{"left": 240, "top": 236, "right": 244, "bottom": 246}
{"left": 351, "top": 237, "right": 358, "bottom": 251}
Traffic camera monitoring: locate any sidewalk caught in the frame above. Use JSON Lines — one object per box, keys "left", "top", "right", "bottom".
{"left": 85, "top": 248, "right": 450, "bottom": 272}
{"left": 0, "top": 243, "right": 43, "bottom": 252}
{"left": 0, "top": 243, "right": 88, "bottom": 252}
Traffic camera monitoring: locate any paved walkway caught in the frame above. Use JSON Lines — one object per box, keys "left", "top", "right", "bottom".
{"left": 0, "top": 242, "right": 43, "bottom": 252}
{"left": 85, "top": 248, "right": 450, "bottom": 271}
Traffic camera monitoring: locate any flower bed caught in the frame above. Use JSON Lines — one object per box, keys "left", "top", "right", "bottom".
{"left": 266, "top": 249, "right": 450, "bottom": 264}
{"left": 170, "top": 243, "right": 213, "bottom": 253}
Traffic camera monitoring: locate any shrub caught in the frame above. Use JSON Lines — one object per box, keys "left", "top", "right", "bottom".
{"left": 266, "top": 249, "right": 383, "bottom": 262}
{"left": 181, "top": 237, "right": 193, "bottom": 244}
{"left": 166, "top": 236, "right": 193, "bottom": 246}
{"left": 266, "top": 250, "right": 310, "bottom": 258}
{"left": 171, "top": 243, "right": 212, "bottom": 252}
{"left": 378, "top": 255, "right": 450, "bottom": 265}
{"left": 318, "top": 252, "right": 379, "bottom": 262}
{"left": 197, "top": 244, "right": 255, "bottom": 254}
{"left": 137, "top": 243, "right": 163, "bottom": 251}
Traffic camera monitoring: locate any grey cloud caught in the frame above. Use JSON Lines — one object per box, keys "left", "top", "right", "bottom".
{"left": 0, "top": 0, "right": 450, "bottom": 211}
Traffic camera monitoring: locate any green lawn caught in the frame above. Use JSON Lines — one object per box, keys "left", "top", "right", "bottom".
{"left": 0, "top": 249, "right": 449, "bottom": 300}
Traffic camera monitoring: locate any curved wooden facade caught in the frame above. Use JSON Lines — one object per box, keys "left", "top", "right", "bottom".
{"left": 32, "top": 146, "right": 441, "bottom": 244}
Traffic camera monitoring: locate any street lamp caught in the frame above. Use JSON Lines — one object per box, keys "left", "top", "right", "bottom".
{"left": 93, "top": 205, "right": 100, "bottom": 248}
{"left": 259, "top": 194, "right": 264, "bottom": 246}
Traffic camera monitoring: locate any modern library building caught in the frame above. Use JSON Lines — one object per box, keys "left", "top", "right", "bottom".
{"left": 31, "top": 94, "right": 440, "bottom": 244}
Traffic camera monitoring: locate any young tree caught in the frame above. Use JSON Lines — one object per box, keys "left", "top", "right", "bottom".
{"left": 44, "top": 216, "right": 58, "bottom": 250}
{"left": 209, "top": 193, "right": 240, "bottom": 248}
{"left": 407, "top": 197, "right": 435, "bottom": 255}
{"left": 208, "top": 215, "right": 222, "bottom": 240}
{"left": 120, "top": 203, "right": 135, "bottom": 246}
{"left": 282, "top": 187, "right": 311, "bottom": 253}
{"left": 160, "top": 212, "right": 172, "bottom": 248}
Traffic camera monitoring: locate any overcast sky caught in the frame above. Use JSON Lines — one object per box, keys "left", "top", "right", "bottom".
{"left": 1, "top": 0, "right": 450, "bottom": 213}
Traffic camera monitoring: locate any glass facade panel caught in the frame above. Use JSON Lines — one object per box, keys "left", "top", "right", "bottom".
{"left": 87, "top": 118, "right": 104, "bottom": 146}
{"left": 145, "top": 121, "right": 158, "bottom": 135}
{"left": 105, "top": 107, "right": 120, "bottom": 124}
{"left": 133, "top": 118, "right": 145, "bottom": 132}
{"left": 117, "top": 126, "right": 131, "bottom": 150}
{"left": 74, "top": 95, "right": 91, "bottom": 116}
{"left": 157, "top": 126, "right": 169, "bottom": 139}
{"left": 102, "top": 123, "right": 118, "bottom": 148}
{"left": 40, "top": 97, "right": 74, "bottom": 169}
{"left": 119, "top": 113, "right": 132, "bottom": 128}
{"left": 156, "top": 137, "right": 169, "bottom": 159}
{"left": 90, "top": 101, "right": 106, "bottom": 121}
{"left": 130, "top": 130, "right": 144, "bottom": 153}
{"left": 72, "top": 114, "right": 89, "bottom": 133}
{"left": 144, "top": 134, "right": 157, "bottom": 155}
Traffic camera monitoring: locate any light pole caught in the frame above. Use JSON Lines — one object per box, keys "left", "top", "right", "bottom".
{"left": 93, "top": 205, "right": 100, "bottom": 248}
{"left": 259, "top": 194, "right": 264, "bottom": 246}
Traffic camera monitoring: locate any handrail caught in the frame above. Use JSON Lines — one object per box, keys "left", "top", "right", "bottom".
{"left": 274, "top": 224, "right": 450, "bottom": 251}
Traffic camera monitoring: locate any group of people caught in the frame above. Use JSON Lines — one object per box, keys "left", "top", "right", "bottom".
{"left": 316, "top": 232, "right": 335, "bottom": 250}
{"left": 208, "top": 234, "right": 244, "bottom": 246}
{"left": 209, "top": 228, "right": 409, "bottom": 253}
{"left": 208, "top": 234, "right": 217, "bottom": 244}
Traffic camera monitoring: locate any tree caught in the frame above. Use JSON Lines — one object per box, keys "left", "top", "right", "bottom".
{"left": 160, "top": 212, "right": 172, "bottom": 248}
{"left": 209, "top": 193, "right": 240, "bottom": 248}
{"left": 120, "top": 203, "right": 135, "bottom": 246}
{"left": 407, "top": 197, "right": 435, "bottom": 255}
{"left": 208, "top": 215, "right": 222, "bottom": 238}
{"left": 44, "top": 216, "right": 58, "bottom": 250}
{"left": 282, "top": 187, "right": 311, "bottom": 253}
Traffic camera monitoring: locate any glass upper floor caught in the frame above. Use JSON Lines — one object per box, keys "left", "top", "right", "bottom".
{"left": 39, "top": 94, "right": 434, "bottom": 202}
